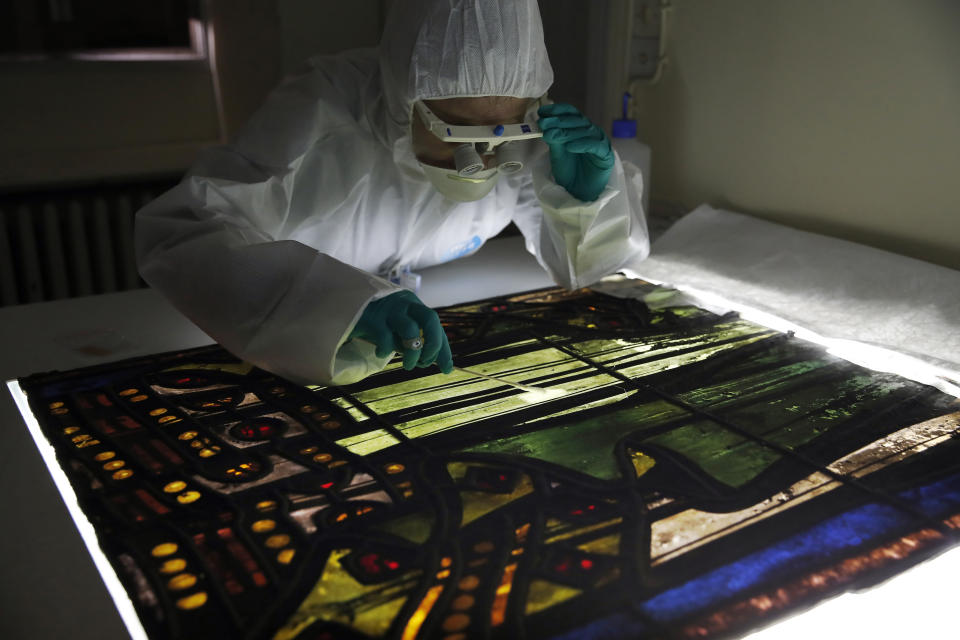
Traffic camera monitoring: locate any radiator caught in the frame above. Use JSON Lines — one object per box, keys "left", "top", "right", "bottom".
{"left": 0, "top": 183, "right": 173, "bottom": 307}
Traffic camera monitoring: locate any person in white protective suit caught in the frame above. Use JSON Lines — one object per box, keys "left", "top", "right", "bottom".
{"left": 135, "top": 0, "right": 650, "bottom": 387}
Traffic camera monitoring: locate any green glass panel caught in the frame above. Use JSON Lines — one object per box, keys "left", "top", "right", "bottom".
{"left": 463, "top": 399, "right": 690, "bottom": 480}
{"left": 372, "top": 513, "right": 434, "bottom": 544}
{"left": 643, "top": 420, "right": 781, "bottom": 488}
{"left": 274, "top": 549, "right": 418, "bottom": 639}
{"left": 525, "top": 579, "right": 582, "bottom": 615}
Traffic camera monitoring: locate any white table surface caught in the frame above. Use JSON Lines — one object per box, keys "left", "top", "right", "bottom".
{"left": 0, "top": 236, "right": 553, "bottom": 640}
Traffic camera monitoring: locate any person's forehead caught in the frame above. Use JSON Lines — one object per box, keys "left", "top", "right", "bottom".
{"left": 424, "top": 96, "right": 532, "bottom": 126}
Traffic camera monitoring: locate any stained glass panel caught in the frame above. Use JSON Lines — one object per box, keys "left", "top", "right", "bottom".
{"left": 11, "top": 282, "right": 960, "bottom": 639}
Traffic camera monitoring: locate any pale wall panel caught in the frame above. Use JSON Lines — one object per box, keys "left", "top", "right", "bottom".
{"left": 632, "top": 0, "right": 960, "bottom": 269}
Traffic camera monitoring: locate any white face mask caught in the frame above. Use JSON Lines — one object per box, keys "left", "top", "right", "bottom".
{"left": 419, "top": 163, "right": 500, "bottom": 202}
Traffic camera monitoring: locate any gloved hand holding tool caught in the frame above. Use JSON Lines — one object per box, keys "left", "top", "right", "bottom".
{"left": 538, "top": 103, "right": 615, "bottom": 202}
{"left": 349, "top": 290, "right": 454, "bottom": 373}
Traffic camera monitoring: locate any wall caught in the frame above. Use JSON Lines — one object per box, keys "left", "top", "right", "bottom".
{"left": 631, "top": 0, "right": 960, "bottom": 269}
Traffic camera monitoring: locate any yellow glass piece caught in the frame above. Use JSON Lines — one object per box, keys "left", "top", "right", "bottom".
{"left": 103, "top": 460, "right": 125, "bottom": 470}
{"left": 94, "top": 451, "right": 116, "bottom": 462}
{"left": 130, "top": 395, "right": 148, "bottom": 402}
{"left": 436, "top": 569, "right": 451, "bottom": 579}
{"left": 327, "top": 460, "right": 347, "bottom": 469}
{"left": 190, "top": 440, "right": 204, "bottom": 449}
{"left": 577, "top": 533, "right": 621, "bottom": 556}
{"left": 524, "top": 579, "right": 582, "bottom": 615}
{"left": 401, "top": 584, "right": 444, "bottom": 640}
{"left": 72, "top": 434, "right": 92, "bottom": 443}
{"left": 458, "top": 575, "right": 480, "bottom": 591}
{"left": 361, "top": 345, "right": 600, "bottom": 439}
{"left": 119, "top": 388, "right": 138, "bottom": 396}
{"left": 168, "top": 573, "right": 198, "bottom": 591}
{"left": 251, "top": 519, "right": 276, "bottom": 533}
{"left": 266, "top": 534, "right": 291, "bottom": 549}
{"left": 441, "top": 557, "right": 452, "bottom": 568}
{"left": 158, "top": 416, "right": 181, "bottom": 424}
{"left": 152, "top": 543, "right": 178, "bottom": 557}
{"left": 272, "top": 549, "right": 416, "bottom": 640}
{"left": 164, "top": 481, "right": 187, "bottom": 493}
{"left": 49, "top": 401, "right": 65, "bottom": 409}
{"left": 473, "top": 541, "right": 494, "bottom": 554}
{"left": 300, "top": 405, "right": 317, "bottom": 413}
{"left": 113, "top": 469, "right": 134, "bottom": 480}
{"left": 257, "top": 500, "right": 277, "bottom": 512}
{"left": 312, "top": 453, "right": 332, "bottom": 464}
{"left": 62, "top": 425, "right": 79, "bottom": 434}
{"left": 335, "top": 429, "right": 401, "bottom": 456}
{"left": 76, "top": 438, "right": 100, "bottom": 448}
{"left": 51, "top": 407, "right": 69, "bottom": 415}
{"left": 175, "top": 592, "right": 208, "bottom": 610}
{"left": 453, "top": 467, "right": 534, "bottom": 526}
{"left": 277, "top": 549, "right": 296, "bottom": 565}
{"left": 515, "top": 523, "right": 531, "bottom": 543}
{"left": 299, "top": 446, "right": 318, "bottom": 455}
{"left": 491, "top": 563, "right": 517, "bottom": 626}
{"left": 452, "top": 594, "right": 475, "bottom": 610}
{"left": 545, "top": 517, "right": 623, "bottom": 545}
{"left": 320, "top": 421, "right": 341, "bottom": 430}
{"left": 159, "top": 558, "right": 187, "bottom": 574}
{"left": 629, "top": 449, "right": 656, "bottom": 478}
{"left": 177, "top": 491, "right": 201, "bottom": 504}
{"left": 384, "top": 463, "right": 405, "bottom": 474}
{"left": 330, "top": 396, "right": 368, "bottom": 423}
{"left": 442, "top": 614, "right": 470, "bottom": 633}
{"left": 178, "top": 431, "right": 198, "bottom": 441}
{"left": 149, "top": 408, "right": 168, "bottom": 416}
{"left": 198, "top": 448, "right": 217, "bottom": 458}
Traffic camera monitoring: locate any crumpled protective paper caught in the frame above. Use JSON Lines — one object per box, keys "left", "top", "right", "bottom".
{"left": 619, "top": 204, "right": 960, "bottom": 373}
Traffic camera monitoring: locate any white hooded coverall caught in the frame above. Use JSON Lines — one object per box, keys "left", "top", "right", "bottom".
{"left": 135, "top": 0, "right": 650, "bottom": 386}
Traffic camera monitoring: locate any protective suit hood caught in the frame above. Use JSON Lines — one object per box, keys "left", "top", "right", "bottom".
{"left": 372, "top": 0, "right": 554, "bottom": 150}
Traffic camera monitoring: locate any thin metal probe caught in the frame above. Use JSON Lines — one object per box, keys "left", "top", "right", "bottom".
{"left": 454, "top": 365, "right": 549, "bottom": 394}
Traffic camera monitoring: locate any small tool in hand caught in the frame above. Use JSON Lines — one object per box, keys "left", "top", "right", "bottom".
{"left": 454, "top": 365, "right": 551, "bottom": 394}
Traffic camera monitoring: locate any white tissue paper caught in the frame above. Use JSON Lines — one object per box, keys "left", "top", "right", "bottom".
{"left": 599, "top": 204, "right": 960, "bottom": 394}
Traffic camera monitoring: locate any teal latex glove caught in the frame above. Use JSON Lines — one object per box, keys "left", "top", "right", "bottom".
{"left": 538, "top": 103, "right": 615, "bottom": 202}
{"left": 349, "top": 290, "right": 454, "bottom": 373}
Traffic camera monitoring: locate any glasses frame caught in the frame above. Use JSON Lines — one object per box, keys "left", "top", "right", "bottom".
{"left": 414, "top": 95, "right": 547, "bottom": 145}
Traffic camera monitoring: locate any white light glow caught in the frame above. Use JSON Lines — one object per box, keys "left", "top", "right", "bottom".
{"left": 742, "top": 542, "right": 960, "bottom": 640}
{"left": 6, "top": 380, "right": 149, "bottom": 640}
{"left": 622, "top": 273, "right": 960, "bottom": 398}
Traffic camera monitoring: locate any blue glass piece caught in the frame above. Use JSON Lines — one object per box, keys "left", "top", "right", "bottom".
{"left": 897, "top": 471, "right": 960, "bottom": 516}
{"left": 494, "top": 124, "right": 505, "bottom": 136}
{"left": 638, "top": 502, "right": 911, "bottom": 622}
